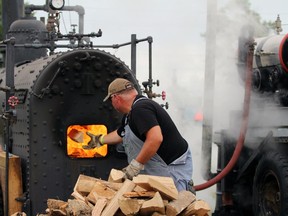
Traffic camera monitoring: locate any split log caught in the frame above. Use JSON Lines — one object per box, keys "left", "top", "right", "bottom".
{"left": 133, "top": 185, "right": 148, "bottom": 192}
{"left": 151, "top": 212, "right": 166, "bottom": 216}
{"left": 71, "top": 191, "right": 86, "bottom": 202}
{"left": 180, "top": 199, "right": 211, "bottom": 216}
{"left": 47, "top": 199, "right": 67, "bottom": 212}
{"left": 101, "top": 179, "right": 136, "bottom": 216}
{"left": 68, "top": 129, "right": 84, "bottom": 143}
{"left": 165, "top": 191, "right": 196, "bottom": 216}
{"left": 123, "top": 191, "right": 156, "bottom": 198}
{"left": 49, "top": 209, "right": 67, "bottom": 216}
{"left": 73, "top": 174, "right": 98, "bottom": 195}
{"left": 86, "top": 181, "right": 116, "bottom": 204}
{"left": 98, "top": 180, "right": 123, "bottom": 191}
{"left": 92, "top": 198, "right": 107, "bottom": 216}
{"left": 108, "top": 169, "right": 125, "bottom": 183}
{"left": 139, "top": 192, "right": 165, "bottom": 215}
{"left": 65, "top": 199, "right": 92, "bottom": 216}
{"left": 118, "top": 198, "right": 141, "bottom": 215}
{"left": 133, "top": 175, "right": 178, "bottom": 200}
{"left": 11, "top": 212, "right": 27, "bottom": 216}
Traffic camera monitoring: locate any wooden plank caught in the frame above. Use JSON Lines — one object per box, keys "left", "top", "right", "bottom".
{"left": 0, "top": 151, "right": 23, "bottom": 216}
{"left": 101, "top": 179, "right": 135, "bottom": 216}
{"left": 165, "top": 191, "right": 196, "bottom": 216}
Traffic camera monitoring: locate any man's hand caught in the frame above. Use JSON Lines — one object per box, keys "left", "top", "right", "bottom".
{"left": 122, "top": 159, "right": 144, "bottom": 180}
{"left": 83, "top": 133, "right": 103, "bottom": 149}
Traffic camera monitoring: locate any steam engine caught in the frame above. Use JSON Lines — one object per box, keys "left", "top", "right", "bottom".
{"left": 0, "top": 2, "right": 150, "bottom": 215}
{"left": 213, "top": 27, "right": 288, "bottom": 215}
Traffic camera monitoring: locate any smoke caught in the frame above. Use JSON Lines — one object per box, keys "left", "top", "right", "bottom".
{"left": 159, "top": 0, "right": 276, "bottom": 210}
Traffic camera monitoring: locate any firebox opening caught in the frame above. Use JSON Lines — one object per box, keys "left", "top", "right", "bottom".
{"left": 67, "top": 125, "right": 108, "bottom": 158}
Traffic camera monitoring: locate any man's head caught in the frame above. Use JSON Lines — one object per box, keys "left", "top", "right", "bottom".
{"left": 103, "top": 78, "right": 134, "bottom": 102}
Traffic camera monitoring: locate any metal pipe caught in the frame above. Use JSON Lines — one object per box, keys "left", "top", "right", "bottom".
{"left": 201, "top": 0, "right": 217, "bottom": 180}
{"left": 131, "top": 34, "right": 137, "bottom": 76}
{"left": 195, "top": 39, "right": 255, "bottom": 191}
{"left": 25, "top": 4, "right": 85, "bottom": 34}
{"left": 148, "top": 37, "right": 153, "bottom": 91}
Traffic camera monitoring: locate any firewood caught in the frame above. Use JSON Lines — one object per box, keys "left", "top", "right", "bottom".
{"left": 101, "top": 179, "right": 136, "bottom": 216}
{"left": 73, "top": 174, "right": 98, "bottom": 195}
{"left": 87, "top": 181, "right": 116, "bottom": 204}
{"left": 65, "top": 199, "right": 92, "bottom": 216}
{"left": 92, "top": 198, "right": 107, "bottom": 216}
{"left": 165, "top": 191, "right": 196, "bottom": 216}
{"left": 180, "top": 199, "right": 211, "bottom": 216}
{"left": 47, "top": 199, "right": 67, "bottom": 211}
{"left": 49, "top": 209, "right": 67, "bottom": 216}
{"left": 11, "top": 212, "right": 27, "bottom": 216}
{"left": 118, "top": 198, "right": 141, "bottom": 215}
{"left": 123, "top": 191, "right": 156, "bottom": 198}
{"left": 151, "top": 212, "right": 166, "bottom": 216}
{"left": 68, "top": 129, "right": 84, "bottom": 143}
{"left": 133, "top": 185, "right": 147, "bottom": 192}
{"left": 139, "top": 192, "right": 165, "bottom": 215}
{"left": 98, "top": 180, "right": 123, "bottom": 191}
{"left": 133, "top": 175, "right": 178, "bottom": 200}
{"left": 71, "top": 191, "right": 86, "bottom": 202}
{"left": 108, "top": 168, "right": 125, "bottom": 183}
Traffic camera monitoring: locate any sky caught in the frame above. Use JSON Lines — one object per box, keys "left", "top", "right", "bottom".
{"left": 26, "top": 0, "right": 288, "bottom": 210}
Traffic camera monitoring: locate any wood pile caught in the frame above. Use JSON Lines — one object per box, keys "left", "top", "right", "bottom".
{"left": 35, "top": 169, "right": 210, "bottom": 216}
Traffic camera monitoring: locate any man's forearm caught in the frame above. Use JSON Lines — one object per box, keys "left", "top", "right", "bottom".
{"left": 101, "top": 130, "right": 122, "bottom": 145}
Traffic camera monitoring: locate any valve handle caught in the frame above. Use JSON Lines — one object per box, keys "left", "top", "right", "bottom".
{"left": 162, "top": 91, "right": 166, "bottom": 101}
{"left": 8, "top": 96, "right": 19, "bottom": 107}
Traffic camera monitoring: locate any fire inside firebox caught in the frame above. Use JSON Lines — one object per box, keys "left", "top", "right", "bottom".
{"left": 67, "top": 125, "right": 108, "bottom": 158}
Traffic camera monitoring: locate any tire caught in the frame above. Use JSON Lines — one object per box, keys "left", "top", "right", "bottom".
{"left": 253, "top": 151, "right": 288, "bottom": 216}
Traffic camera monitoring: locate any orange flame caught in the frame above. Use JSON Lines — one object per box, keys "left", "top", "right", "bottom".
{"left": 67, "top": 125, "right": 108, "bottom": 158}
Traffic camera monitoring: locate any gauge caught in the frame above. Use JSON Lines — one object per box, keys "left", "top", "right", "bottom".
{"left": 49, "top": 0, "right": 65, "bottom": 10}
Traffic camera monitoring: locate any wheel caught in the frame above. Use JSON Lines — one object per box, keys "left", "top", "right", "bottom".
{"left": 253, "top": 151, "right": 288, "bottom": 216}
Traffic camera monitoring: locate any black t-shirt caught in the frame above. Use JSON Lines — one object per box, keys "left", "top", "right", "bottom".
{"left": 117, "top": 95, "right": 188, "bottom": 164}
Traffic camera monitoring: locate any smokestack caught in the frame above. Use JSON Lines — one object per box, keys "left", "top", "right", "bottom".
{"left": 2, "top": 0, "right": 24, "bottom": 38}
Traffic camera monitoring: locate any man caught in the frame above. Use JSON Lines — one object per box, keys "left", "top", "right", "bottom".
{"left": 98, "top": 78, "right": 193, "bottom": 191}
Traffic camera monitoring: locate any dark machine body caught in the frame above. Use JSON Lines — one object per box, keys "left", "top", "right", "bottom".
{"left": 212, "top": 31, "right": 288, "bottom": 215}
{"left": 0, "top": 1, "right": 158, "bottom": 215}
{"left": 0, "top": 49, "right": 134, "bottom": 215}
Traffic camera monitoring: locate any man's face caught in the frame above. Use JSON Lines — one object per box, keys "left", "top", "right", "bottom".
{"left": 110, "top": 94, "right": 124, "bottom": 113}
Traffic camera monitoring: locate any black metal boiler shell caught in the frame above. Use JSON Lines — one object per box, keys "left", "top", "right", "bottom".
{"left": 3, "top": 49, "right": 137, "bottom": 215}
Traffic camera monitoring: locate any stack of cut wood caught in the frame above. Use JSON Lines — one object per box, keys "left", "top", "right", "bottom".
{"left": 39, "top": 169, "right": 211, "bottom": 216}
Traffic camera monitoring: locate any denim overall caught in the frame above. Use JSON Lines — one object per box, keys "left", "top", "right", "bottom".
{"left": 122, "top": 98, "right": 193, "bottom": 191}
